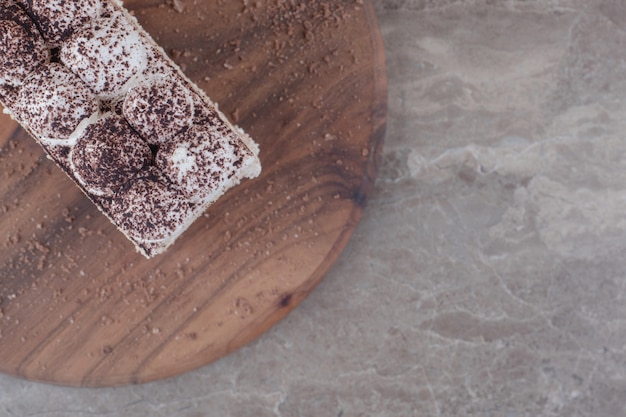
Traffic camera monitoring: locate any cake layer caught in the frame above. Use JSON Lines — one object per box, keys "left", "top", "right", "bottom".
{"left": 123, "top": 76, "right": 195, "bottom": 144}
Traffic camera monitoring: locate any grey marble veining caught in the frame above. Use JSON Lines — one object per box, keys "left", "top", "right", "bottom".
{"left": 2, "top": 0, "right": 626, "bottom": 416}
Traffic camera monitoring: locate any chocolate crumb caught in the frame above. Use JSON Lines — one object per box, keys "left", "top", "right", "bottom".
{"left": 166, "top": 0, "right": 186, "bottom": 14}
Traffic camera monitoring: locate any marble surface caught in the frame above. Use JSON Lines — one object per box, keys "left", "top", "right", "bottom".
{"left": 2, "top": 0, "right": 626, "bottom": 415}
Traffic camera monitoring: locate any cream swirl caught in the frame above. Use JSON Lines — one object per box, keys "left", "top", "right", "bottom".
{"left": 108, "top": 167, "right": 192, "bottom": 242}
{"left": 61, "top": 12, "right": 148, "bottom": 99}
{"left": 16, "top": 63, "right": 99, "bottom": 140}
{"left": 70, "top": 116, "right": 152, "bottom": 197}
{"left": 123, "top": 76, "right": 194, "bottom": 144}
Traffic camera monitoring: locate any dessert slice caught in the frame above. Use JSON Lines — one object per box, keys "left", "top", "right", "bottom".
{"left": 0, "top": 0, "right": 262, "bottom": 257}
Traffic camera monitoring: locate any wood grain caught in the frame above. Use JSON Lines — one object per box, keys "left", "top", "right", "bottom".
{"left": 0, "top": 0, "right": 386, "bottom": 386}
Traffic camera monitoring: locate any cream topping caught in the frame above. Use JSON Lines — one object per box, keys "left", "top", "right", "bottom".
{"left": 61, "top": 12, "right": 148, "bottom": 99}
{"left": 156, "top": 124, "right": 254, "bottom": 203}
{"left": 15, "top": 63, "right": 99, "bottom": 140}
{"left": 70, "top": 115, "right": 152, "bottom": 197}
{"left": 108, "top": 167, "right": 193, "bottom": 243}
{"left": 28, "top": 0, "right": 102, "bottom": 44}
{"left": 123, "top": 76, "right": 194, "bottom": 144}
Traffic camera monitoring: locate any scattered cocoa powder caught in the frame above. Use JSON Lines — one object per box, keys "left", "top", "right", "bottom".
{"left": 0, "top": 0, "right": 368, "bottom": 374}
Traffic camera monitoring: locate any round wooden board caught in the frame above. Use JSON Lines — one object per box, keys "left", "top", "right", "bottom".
{"left": 0, "top": 0, "right": 386, "bottom": 387}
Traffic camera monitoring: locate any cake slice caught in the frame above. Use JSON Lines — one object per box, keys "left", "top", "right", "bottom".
{"left": 0, "top": 0, "right": 262, "bottom": 257}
